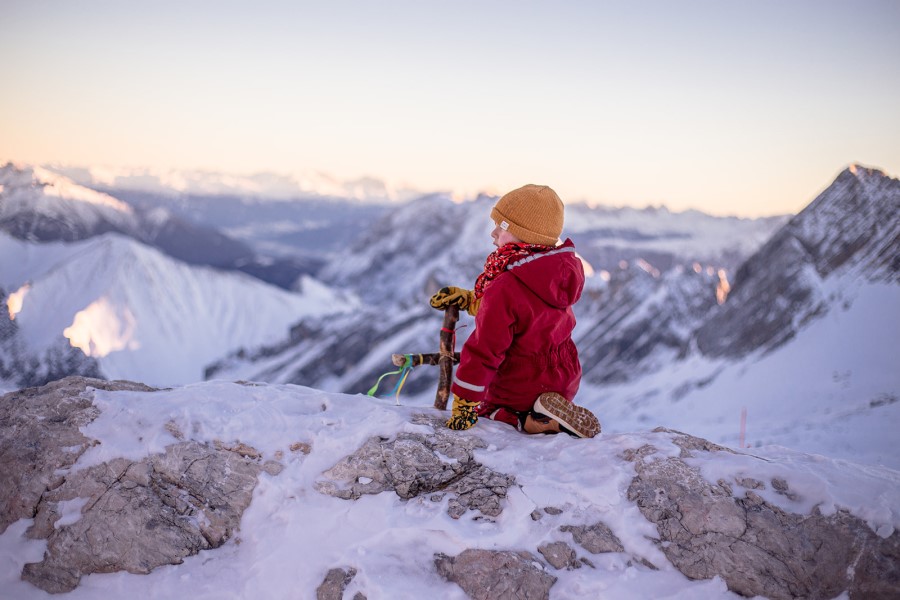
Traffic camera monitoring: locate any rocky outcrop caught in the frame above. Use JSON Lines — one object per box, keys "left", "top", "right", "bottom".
{"left": 316, "top": 415, "right": 515, "bottom": 519}
{"left": 0, "top": 376, "right": 276, "bottom": 594}
{"left": 23, "top": 440, "right": 266, "bottom": 593}
{"left": 0, "top": 377, "right": 149, "bottom": 534}
{"left": 434, "top": 549, "right": 557, "bottom": 600}
{"left": 537, "top": 541, "right": 581, "bottom": 570}
{"left": 316, "top": 567, "right": 365, "bottom": 600}
{"left": 559, "top": 521, "right": 625, "bottom": 554}
{"left": 5, "top": 377, "right": 898, "bottom": 598}
{"left": 626, "top": 428, "right": 900, "bottom": 599}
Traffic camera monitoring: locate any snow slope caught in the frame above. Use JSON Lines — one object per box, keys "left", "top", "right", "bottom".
{"left": 1, "top": 380, "right": 897, "bottom": 599}
{"left": 0, "top": 233, "right": 355, "bottom": 386}
{"left": 581, "top": 278, "right": 900, "bottom": 469}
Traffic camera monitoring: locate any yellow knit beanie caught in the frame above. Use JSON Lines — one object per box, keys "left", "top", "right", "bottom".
{"left": 490, "top": 184, "right": 564, "bottom": 246}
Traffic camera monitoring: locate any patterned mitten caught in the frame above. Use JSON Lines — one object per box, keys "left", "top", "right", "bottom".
{"left": 446, "top": 394, "right": 479, "bottom": 430}
{"left": 430, "top": 286, "right": 480, "bottom": 315}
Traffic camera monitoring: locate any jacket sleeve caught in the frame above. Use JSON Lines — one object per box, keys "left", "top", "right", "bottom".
{"left": 450, "top": 277, "right": 517, "bottom": 403}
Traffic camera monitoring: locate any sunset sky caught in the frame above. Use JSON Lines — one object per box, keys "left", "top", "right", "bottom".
{"left": 1, "top": 0, "right": 898, "bottom": 216}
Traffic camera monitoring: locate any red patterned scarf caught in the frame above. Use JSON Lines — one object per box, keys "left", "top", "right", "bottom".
{"left": 474, "top": 242, "right": 554, "bottom": 298}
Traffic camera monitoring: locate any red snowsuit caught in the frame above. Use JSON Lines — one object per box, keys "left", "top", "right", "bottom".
{"left": 451, "top": 238, "right": 584, "bottom": 428}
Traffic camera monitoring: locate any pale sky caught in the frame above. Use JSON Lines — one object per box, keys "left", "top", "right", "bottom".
{"left": 1, "top": 0, "right": 898, "bottom": 217}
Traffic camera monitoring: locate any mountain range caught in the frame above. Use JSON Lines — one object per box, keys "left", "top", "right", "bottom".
{"left": 1, "top": 161, "right": 897, "bottom": 468}
{"left": 0, "top": 163, "right": 325, "bottom": 290}
{"left": 209, "top": 164, "right": 899, "bottom": 467}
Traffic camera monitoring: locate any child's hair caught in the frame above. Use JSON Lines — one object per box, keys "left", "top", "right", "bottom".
{"left": 491, "top": 184, "right": 564, "bottom": 245}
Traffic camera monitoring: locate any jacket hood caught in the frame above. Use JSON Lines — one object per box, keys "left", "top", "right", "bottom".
{"left": 506, "top": 238, "right": 584, "bottom": 308}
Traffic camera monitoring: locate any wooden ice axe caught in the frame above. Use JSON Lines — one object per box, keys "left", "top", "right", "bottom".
{"left": 391, "top": 352, "right": 461, "bottom": 367}
{"left": 434, "top": 305, "right": 460, "bottom": 410}
{"left": 390, "top": 305, "right": 460, "bottom": 410}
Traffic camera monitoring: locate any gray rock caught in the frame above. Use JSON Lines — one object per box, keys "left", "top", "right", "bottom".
{"left": 626, "top": 431, "right": 900, "bottom": 599}
{"left": 0, "top": 376, "right": 273, "bottom": 594}
{"left": 316, "top": 567, "right": 357, "bottom": 600}
{"left": 771, "top": 476, "right": 799, "bottom": 501}
{"left": 537, "top": 541, "right": 581, "bottom": 570}
{"left": 22, "top": 439, "right": 264, "bottom": 593}
{"left": 434, "top": 549, "right": 556, "bottom": 600}
{"left": 0, "top": 376, "right": 154, "bottom": 534}
{"left": 558, "top": 520, "right": 659, "bottom": 571}
{"left": 734, "top": 476, "right": 766, "bottom": 490}
{"left": 316, "top": 415, "right": 515, "bottom": 519}
{"left": 560, "top": 521, "right": 625, "bottom": 554}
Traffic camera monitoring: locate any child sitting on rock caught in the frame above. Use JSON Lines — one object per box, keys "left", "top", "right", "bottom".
{"left": 429, "top": 184, "right": 600, "bottom": 438}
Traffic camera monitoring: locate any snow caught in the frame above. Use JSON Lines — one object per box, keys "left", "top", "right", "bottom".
{"left": 53, "top": 498, "right": 89, "bottom": 529}
{"left": 30, "top": 166, "right": 133, "bottom": 214}
{"left": 1, "top": 380, "right": 896, "bottom": 598}
{"left": 0, "top": 234, "right": 87, "bottom": 290}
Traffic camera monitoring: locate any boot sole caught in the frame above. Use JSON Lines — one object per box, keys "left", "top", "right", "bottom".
{"left": 533, "top": 392, "right": 601, "bottom": 439}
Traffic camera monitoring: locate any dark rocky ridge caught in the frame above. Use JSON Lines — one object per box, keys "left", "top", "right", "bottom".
{"left": 697, "top": 165, "right": 900, "bottom": 358}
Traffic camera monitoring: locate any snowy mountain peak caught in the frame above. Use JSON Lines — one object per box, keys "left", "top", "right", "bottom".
{"left": 696, "top": 164, "right": 899, "bottom": 358}
{"left": 847, "top": 162, "right": 887, "bottom": 179}
{"left": 839, "top": 163, "right": 898, "bottom": 202}
{"left": 0, "top": 163, "right": 138, "bottom": 242}
{"left": 1, "top": 232, "right": 354, "bottom": 386}
{"left": 0, "top": 163, "right": 133, "bottom": 215}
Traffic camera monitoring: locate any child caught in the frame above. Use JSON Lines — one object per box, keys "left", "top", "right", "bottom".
{"left": 429, "top": 184, "right": 600, "bottom": 438}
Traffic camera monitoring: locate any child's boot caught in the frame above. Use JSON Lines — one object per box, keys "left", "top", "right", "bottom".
{"left": 532, "top": 392, "right": 601, "bottom": 438}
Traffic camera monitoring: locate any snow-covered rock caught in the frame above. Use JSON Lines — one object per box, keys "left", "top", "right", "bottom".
{"left": 1, "top": 377, "right": 897, "bottom": 598}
